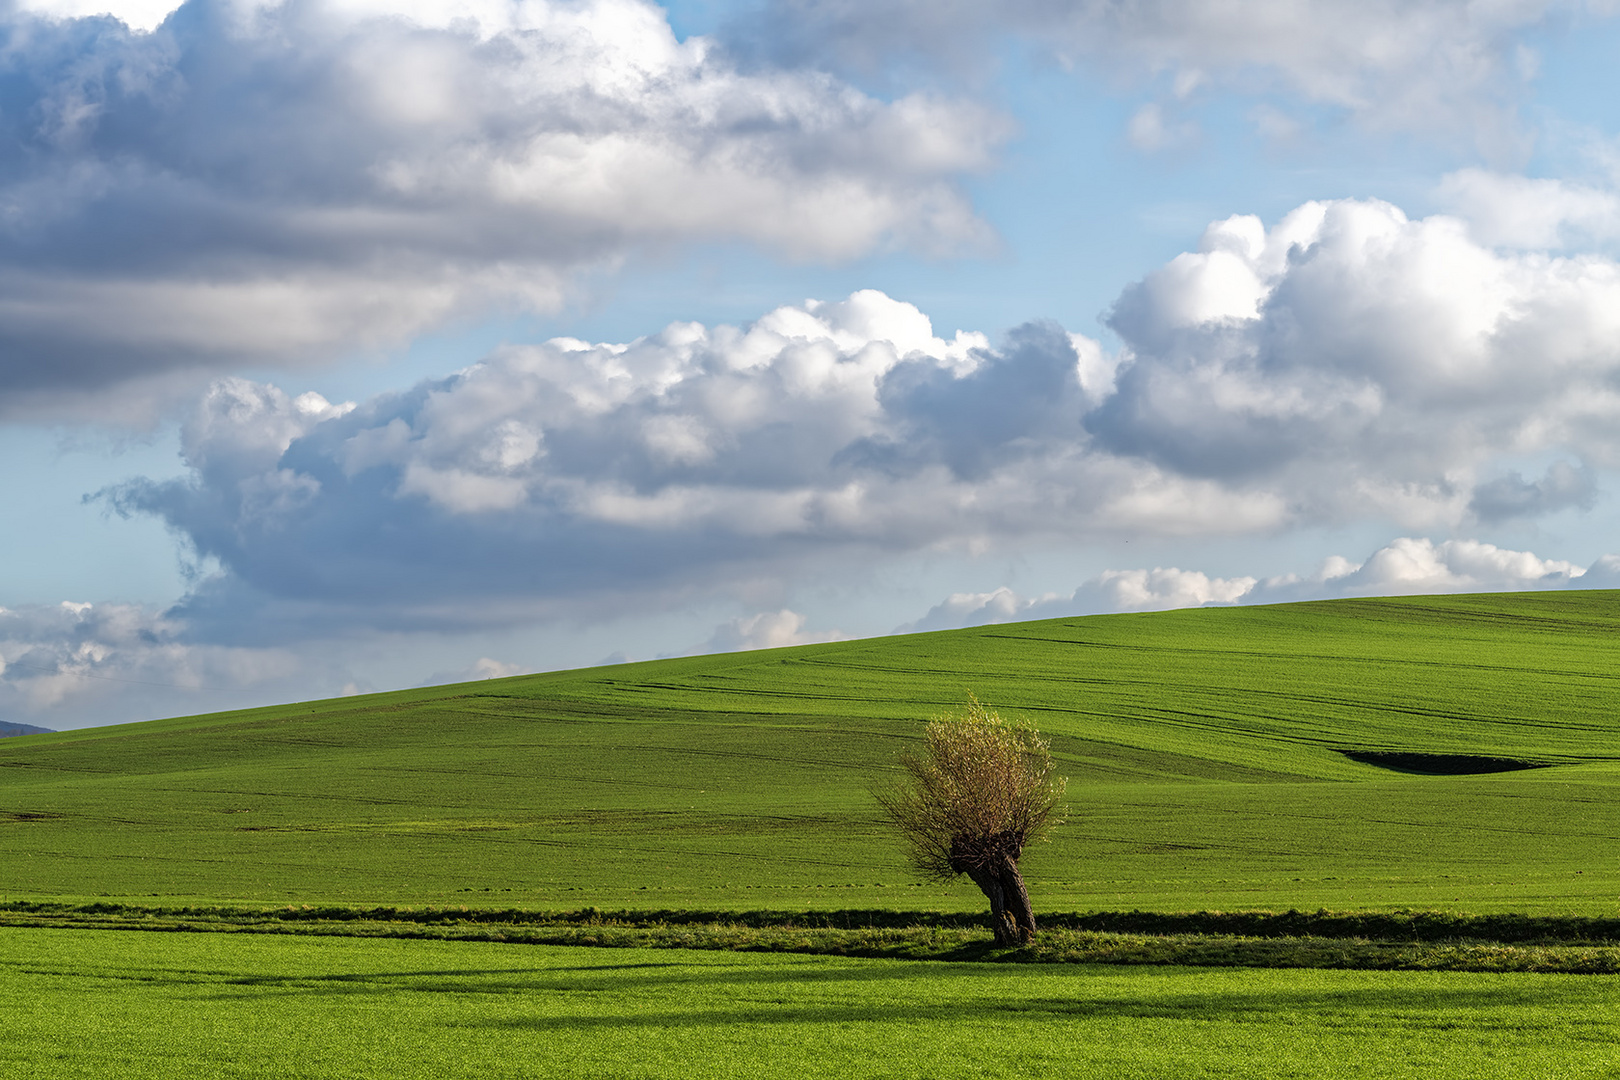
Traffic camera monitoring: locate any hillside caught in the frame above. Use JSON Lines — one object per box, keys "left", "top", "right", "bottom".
{"left": 3, "top": 591, "right": 1620, "bottom": 914}
{"left": 0, "top": 723, "right": 54, "bottom": 739}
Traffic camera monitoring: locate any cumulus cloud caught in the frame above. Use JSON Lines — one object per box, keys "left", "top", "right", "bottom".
{"left": 88, "top": 298, "right": 916, "bottom": 621}
{"left": 1092, "top": 198, "right": 1620, "bottom": 524}
{"left": 108, "top": 287, "right": 1352, "bottom": 641}
{"left": 902, "top": 567, "right": 1256, "bottom": 631}
{"left": 905, "top": 537, "right": 1602, "bottom": 631}
{"left": 1309, "top": 537, "right": 1585, "bottom": 596}
{"left": 0, "top": 0, "right": 1004, "bottom": 418}
{"left": 747, "top": 0, "right": 1582, "bottom": 150}
{"left": 18, "top": 0, "right": 179, "bottom": 30}
{"left": 1438, "top": 169, "right": 1620, "bottom": 249}
{"left": 0, "top": 599, "right": 309, "bottom": 727}
{"left": 697, "top": 609, "right": 846, "bottom": 653}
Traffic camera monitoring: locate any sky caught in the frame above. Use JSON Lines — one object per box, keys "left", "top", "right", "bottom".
{"left": 7, "top": 0, "right": 1620, "bottom": 730}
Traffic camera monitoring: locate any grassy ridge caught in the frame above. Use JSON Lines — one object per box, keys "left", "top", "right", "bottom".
{"left": 4, "top": 591, "right": 1620, "bottom": 912}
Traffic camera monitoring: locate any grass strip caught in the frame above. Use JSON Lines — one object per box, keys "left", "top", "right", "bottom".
{"left": 5, "top": 901, "right": 1620, "bottom": 973}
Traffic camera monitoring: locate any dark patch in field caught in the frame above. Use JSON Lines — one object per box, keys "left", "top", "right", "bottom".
{"left": 3, "top": 811, "right": 64, "bottom": 822}
{"left": 1340, "top": 750, "right": 1552, "bottom": 775}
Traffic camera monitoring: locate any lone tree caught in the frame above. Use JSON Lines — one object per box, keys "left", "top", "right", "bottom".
{"left": 877, "top": 698, "right": 1066, "bottom": 946}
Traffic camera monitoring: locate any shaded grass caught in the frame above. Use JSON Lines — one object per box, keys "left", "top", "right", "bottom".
{"left": 7, "top": 902, "right": 1620, "bottom": 974}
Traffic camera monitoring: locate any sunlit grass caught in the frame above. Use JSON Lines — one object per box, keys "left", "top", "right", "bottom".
{"left": 4, "top": 928, "right": 1618, "bottom": 1080}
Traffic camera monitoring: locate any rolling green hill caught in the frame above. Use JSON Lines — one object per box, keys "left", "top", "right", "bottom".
{"left": 4, "top": 591, "right": 1620, "bottom": 914}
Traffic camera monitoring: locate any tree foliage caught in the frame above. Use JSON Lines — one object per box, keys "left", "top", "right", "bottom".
{"left": 876, "top": 697, "right": 1067, "bottom": 945}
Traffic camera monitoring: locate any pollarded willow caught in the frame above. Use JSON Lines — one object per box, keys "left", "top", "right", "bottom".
{"left": 876, "top": 697, "right": 1066, "bottom": 945}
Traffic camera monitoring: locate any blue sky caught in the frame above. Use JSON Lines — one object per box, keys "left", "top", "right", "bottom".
{"left": 6, "top": 0, "right": 1620, "bottom": 729}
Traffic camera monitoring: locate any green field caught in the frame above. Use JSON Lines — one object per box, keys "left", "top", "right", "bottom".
{"left": 3, "top": 590, "right": 1620, "bottom": 915}
{"left": 7, "top": 591, "right": 1620, "bottom": 1078}
{"left": 4, "top": 927, "right": 1617, "bottom": 1079}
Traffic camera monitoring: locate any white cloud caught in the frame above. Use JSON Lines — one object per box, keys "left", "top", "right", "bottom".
{"left": 902, "top": 568, "right": 1256, "bottom": 631}
{"left": 16, "top": 0, "right": 179, "bottom": 31}
{"left": 1337, "top": 537, "right": 1583, "bottom": 593}
{"left": 698, "top": 609, "right": 847, "bottom": 653}
{"left": 903, "top": 586, "right": 1028, "bottom": 632}
{"left": 1438, "top": 169, "right": 1620, "bottom": 249}
{"left": 113, "top": 290, "right": 1248, "bottom": 636}
{"left": 418, "top": 655, "right": 533, "bottom": 686}
{"left": 1078, "top": 567, "right": 1256, "bottom": 610}
{"left": 0, "top": 0, "right": 1005, "bottom": 418}
{"left": 1094, "top": 197, "right": 1620, "bottom": 524}
{"left": 906, "top": 537, "right": 1603, "bottom": 631}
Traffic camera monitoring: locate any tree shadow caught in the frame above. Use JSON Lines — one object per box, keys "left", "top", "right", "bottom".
{"left": 191, "top": 951, "right": 1617, "bottom": 1030}
{"left": 457, "top": 976, "right": 1603, "bottom": 1034}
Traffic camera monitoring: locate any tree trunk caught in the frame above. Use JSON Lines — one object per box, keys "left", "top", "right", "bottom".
{"left": 999, "top": 859, "right": 1036, "bottom": 943}
{"left": 964, "top": 856, "right": 1036, "bottom": 946}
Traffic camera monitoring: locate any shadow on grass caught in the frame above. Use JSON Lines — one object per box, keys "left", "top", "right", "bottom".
{"left": 15, "top": 902, "right": 1620, "bottom": 945}
{"left": 181, "top": 947, "right": 1620, "bottom": 1019}
{"left": 197, "top": 957, "right": 1022, "bottom": 1000}
{"left": 446, "top": 976, "right": 1610, "bottom": 1033}
{"left": 12, "top": 903, "right": 1620, "bottom": 976}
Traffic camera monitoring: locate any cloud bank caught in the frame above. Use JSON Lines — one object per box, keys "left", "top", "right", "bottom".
{"left": 0, "top": 599, "right": 308, "bottom": 725}
{"left": 94, "top": 193, "right": 1620, "bottom": 643}
{"left": 8, "top": 534, "right": 1615, "bottom": 728}
{"left": 0, "top": 0, "right": 1003, "bottom": 418}
{"left": 105, "top": 291, "right": 1130, "bottom": 639}
{"left": 904, "top": 537, "right": 1612, "bottom": 632}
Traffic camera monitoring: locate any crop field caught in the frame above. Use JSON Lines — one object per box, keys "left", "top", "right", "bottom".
{"left": 4, "top": 927, "right": 1618, "bottom": 1079}
{"left": 4, "top": 590, "right": 1620, "bottom": 914}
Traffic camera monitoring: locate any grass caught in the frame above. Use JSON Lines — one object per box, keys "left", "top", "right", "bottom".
{"left": 9, "top": 902, "right": 1620, "bottom": 973}
{"left": 5, "top": 590, "right": 1620, "bottom": 914}
{"left": 7, "top": 591, "right": 1620, "bottom": 1077}
{"left": 5, "top": 927, "right": 1620, "bottom": 1079}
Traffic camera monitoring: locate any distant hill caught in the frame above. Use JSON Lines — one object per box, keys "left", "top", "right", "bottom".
{"left": 0, "top": 722, "right": 54, "bottom": 738}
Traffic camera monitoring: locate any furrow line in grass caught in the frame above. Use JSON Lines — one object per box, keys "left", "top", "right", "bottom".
{"left": 602, "top": 682, "right": 922, "bottom": 707}
{"left": 1088, "top": 792, "right": 1620, "bottom": 844}
{"left": 350, "top": 747, "right": 883, "bottom": 776}
{"left": 980, "top": 630, "right": 1620, "bottom": 686}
